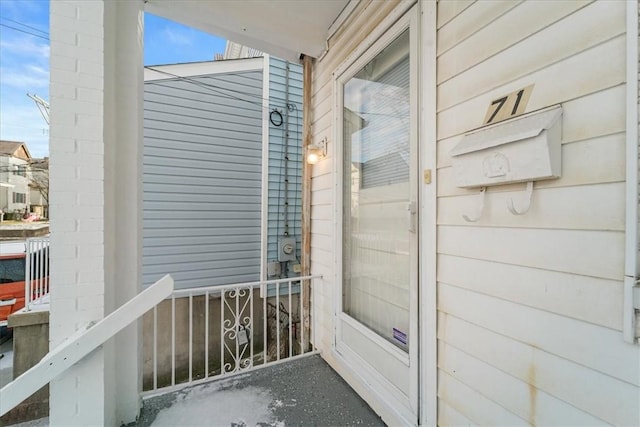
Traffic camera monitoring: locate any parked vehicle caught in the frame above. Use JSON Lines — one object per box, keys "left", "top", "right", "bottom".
{"left": 0, "top": 240, "right": 49, "bottom": 325}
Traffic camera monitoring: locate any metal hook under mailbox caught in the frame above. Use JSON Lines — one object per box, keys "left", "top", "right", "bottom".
{"left": 507, "top": 181, "right": 534, "bottom": 215}
{"left": 462, "top": 187, "right": 487, "bottom": 223}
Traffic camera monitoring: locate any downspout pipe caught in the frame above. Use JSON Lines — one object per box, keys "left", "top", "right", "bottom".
{"left": 623, "top": 0, "right": 639, "bottom": 344}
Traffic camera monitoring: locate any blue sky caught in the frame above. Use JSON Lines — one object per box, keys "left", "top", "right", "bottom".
{"left": 0, "top": 0, "right": 226, "bottom": 158}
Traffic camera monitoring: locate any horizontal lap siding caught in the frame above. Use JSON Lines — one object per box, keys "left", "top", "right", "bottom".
{"left": 267, "top": 57, "right": 304, "bottom": 273}
{"left": 437, "top": 1, "right": 639, "bottom": 425}
{"left": 143, "top": 70, "right": 263, "bottom": 290}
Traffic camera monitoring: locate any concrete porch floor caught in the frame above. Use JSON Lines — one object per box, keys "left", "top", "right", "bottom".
{"left": 131, "top": 355, "right": 386, "bottom": 427}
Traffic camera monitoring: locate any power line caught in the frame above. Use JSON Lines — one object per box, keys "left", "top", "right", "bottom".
{"left": 0, "top": 17, "right": 48, "bottom": 37}
{"left": 146, "top": 66, "right": 270, "bottom": 108}
{"left": 145, "top": 66, "right": 302, "bottom": 111}
{"left": 0, "top": 23, "right": 49, "bottom": 41}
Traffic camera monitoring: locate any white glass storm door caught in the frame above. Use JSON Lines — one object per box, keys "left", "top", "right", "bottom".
{"left": 336, "top": 7, "right": 419, "bottom": 422}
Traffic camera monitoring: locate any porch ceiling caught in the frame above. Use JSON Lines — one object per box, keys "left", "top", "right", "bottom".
{"left": 144, "top": 0, "right": 352, "bottom": 62}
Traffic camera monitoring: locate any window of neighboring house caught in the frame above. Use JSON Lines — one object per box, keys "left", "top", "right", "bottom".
{"left": 12, "top": 192, "right": 26, "bottom": 204}
{"left": 13, "top": 166, "right": 26, "bottom": 177}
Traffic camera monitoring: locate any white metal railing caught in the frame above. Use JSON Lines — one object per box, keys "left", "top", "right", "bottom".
{"left": 0, "top": 298, "right": 17, "bottom": 327}
{"left": 143, "top": 275, "right": 320, "bottom": 395}
{"left": 0, "top": 275, "right": 174, "bottom": 417}
{"left": 25, "top": 237, "right": 50, "bottom": 310}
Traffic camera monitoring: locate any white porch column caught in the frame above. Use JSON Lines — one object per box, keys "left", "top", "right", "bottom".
{"left": 49, "top": 1, "right": 144, "bottom": 425}
{"left": 49, "top": 1, "right": 109, "bottom": 425}
{"left": 103, "top": 0, "right": 145, "bottom": 424}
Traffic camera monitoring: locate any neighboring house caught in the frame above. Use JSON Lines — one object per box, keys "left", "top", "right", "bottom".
{"left": 142, "top": 56, "right": 303, "bottom": 290}
{"left": 224, "top": 40, "right": 263, "bottom": 59}
{"left": 29, "top": 157, "right": 49, "bottom": 218}
{"left": 222, "top": 43, "right": 306, "bottom": 281}
{"left": 9, "top": 1, "right": 637, "bottom": 426}
{"left": 0, "top": 140, "right": 31, "bottom": 216}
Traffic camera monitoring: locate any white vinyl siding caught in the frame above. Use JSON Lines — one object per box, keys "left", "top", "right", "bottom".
{"left": 143, "top": 69, "right": 263, "bottom": 290}
{"left": 0, "top": 156, "right": 30, "bottom": 212}
{"left": 310, "top": 0, "right": 640, "bottom": 425}
{"left": 435, "top": 1, "right": 639, "bottom": 425}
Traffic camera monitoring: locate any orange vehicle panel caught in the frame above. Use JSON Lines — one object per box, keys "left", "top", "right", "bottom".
{"left": 0, "top": 254, "right": 27, "bottom": 324}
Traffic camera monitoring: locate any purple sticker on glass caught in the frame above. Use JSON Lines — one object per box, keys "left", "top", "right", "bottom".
{"left": 393, "top": 328, "right": 407, "bottom": 345}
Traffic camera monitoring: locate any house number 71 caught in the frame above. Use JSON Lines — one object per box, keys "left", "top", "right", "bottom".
{"left": 483, "top": 84, "right": 534, "bottom": 125}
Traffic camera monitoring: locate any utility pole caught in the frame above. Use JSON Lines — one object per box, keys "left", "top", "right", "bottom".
{"left": 27, "top": 93, "right": 50, "bottom": 125}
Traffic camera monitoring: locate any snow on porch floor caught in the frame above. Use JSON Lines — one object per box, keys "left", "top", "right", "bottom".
{"left": 132, "top": 355, "right": 386, "bottom": 427}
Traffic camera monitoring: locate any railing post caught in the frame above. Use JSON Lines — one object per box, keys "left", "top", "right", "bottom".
{"left": 205, "top": 290, "right": 209, "bottom": 379}
{"left": 24, "top": 239, "right": 31, "bottom": 311}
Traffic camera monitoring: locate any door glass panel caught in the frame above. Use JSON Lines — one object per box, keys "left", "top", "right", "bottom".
{"left": 342, "top": 30, "right": 411, "bottom": 351}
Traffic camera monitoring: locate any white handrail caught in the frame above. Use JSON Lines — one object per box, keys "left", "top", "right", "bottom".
{"left": 0, "top": 274, "right": 174, "bottom": 416}
{"left": 171, "top": 274, "right": 322, "bottom": 296}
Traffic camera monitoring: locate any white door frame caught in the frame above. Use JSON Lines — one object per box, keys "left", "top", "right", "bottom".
{"left": 419, "top": 1, "right": 438, "bottom": 425}
{"left": 329, "top": 1, "right": 438, "bottom": 425}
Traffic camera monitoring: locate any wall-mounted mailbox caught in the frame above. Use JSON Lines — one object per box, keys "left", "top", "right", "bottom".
{"left": 450, "top": 105, "right": 562, "bottom": 188}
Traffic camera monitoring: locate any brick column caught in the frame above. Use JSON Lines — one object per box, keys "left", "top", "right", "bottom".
{"left": 49, "top": 1, "right": 145, "bottom": 424}
{"left": 49, "top": 1, "right": 108, "bottom": 425}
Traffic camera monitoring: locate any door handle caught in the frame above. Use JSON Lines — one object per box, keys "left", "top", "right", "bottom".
{"left": 407, "top": 201, "right": 417, "bottom": 233}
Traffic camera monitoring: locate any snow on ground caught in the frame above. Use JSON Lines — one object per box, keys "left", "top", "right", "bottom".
{"left": 151, "top": 378, "right": 286, "bottom": 427}
{"left": 0, "top": 337, "right": 13, "bottom": 387}
{"left": 10, "top": 417, "right": 49, "bottom": 427}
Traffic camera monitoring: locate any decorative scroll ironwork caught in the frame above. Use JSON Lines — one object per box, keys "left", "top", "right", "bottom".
{"left": 222, "top": 287, "right": 253, "bottom": 374}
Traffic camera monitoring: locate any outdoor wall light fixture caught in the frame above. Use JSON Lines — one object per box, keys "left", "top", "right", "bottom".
{"left": 306, "top": 137, "right": 327, "bottom": 164}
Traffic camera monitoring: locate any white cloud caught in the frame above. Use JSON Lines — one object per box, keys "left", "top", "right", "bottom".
{"left": 1, "top": 0, "right": 45, "bottom": 16}
{"left": 162, "top": 27, "right": 194, "bottom": 46}
{"left": 0, "top": 66, "right": 48, "bottom": 89}
{"left": 0, "top": 33, "right": 50, "bottom": 90}
{"left": 0, "top": 37, "right": 49, "bottom": 60}
{"left": 0, "top": 1, "right": 49, "bottom": 157}
{"left": 0, "top": 87, "right": 49, "bottom": 158}
{"left": 0, "top": 103, "right": 49, "bottom": 158}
